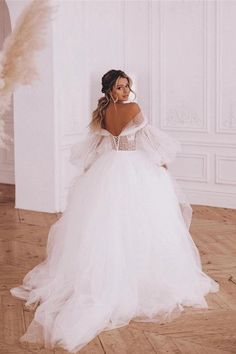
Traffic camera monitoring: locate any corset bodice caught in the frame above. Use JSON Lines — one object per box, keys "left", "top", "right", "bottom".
{"left": 94, "top": 111, "right": 147, "bottom": 151}
{"left": 110, "top": 134, "right": 136, "bottom": 151}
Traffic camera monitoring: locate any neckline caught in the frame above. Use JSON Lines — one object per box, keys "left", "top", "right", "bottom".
{"left": 95, "top": 111, "right": 147, "bottom": 137}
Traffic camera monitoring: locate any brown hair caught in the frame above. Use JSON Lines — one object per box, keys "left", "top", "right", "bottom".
{"left": 88, "top": 69, "right": 136, "bottom": 132}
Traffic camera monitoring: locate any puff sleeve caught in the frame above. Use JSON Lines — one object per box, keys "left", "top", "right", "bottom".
{"left": 69, "top": 132, "right": 103, "bottom": 175}
{"left": 137, "top": 123, "right": 182, "bottom": 166}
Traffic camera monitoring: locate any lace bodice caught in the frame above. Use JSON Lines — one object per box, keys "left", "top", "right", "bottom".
{"left": 110, "top": 135, "right": 136, "bottom": 151}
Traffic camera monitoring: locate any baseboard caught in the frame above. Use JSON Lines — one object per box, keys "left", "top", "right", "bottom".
{"left": 184, "top": 188, "right": 236, "bottom": 209}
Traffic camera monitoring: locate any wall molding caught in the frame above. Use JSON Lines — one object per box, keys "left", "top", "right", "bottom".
{"left": 175, "top": 153, "right": 209, "bottom": 183}
{"left": 215, "top": 0, "right": 236, "bottom": 134}
{"left": 215, "top": 154, "right": 236, "bottom": 185}
{"left": 160, "top": 1, "right": 209, "bottom": 133}
{"left": 181, "top": 140, "right": 236, "bottom": 148}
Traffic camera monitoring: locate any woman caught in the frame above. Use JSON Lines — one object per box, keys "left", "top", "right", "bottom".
{"left": 10, "top": 69, "right": 219, "bottom": 353}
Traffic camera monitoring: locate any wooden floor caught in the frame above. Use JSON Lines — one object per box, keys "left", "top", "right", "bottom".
{"left": 1, "top": 183, "right": 236, "bottom": 354}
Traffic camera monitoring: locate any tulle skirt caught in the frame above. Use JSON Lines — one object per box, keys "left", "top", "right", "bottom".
{"left": 10, "top": 149, "right": 219, "bottom": 353}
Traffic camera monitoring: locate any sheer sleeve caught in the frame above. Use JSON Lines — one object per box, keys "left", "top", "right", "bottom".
{"left": 69, "top": 133, "right": 103, "bottom": 176}
{"left": 137, "top": 124, "right": 182, "bottom": 166}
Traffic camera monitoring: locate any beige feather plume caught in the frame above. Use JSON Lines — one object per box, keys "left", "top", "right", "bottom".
{"left": 0, "top": 0, "right": 55, "bottom": 148}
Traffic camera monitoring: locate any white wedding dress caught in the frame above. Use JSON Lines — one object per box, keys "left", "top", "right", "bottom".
{"left": 10, "top": 110, "right": 219, "bottom": 353}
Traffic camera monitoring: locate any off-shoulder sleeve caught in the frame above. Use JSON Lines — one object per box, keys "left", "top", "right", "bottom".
{"left": 69, "top": 132, "right": 103, "bottom": 175}
{"left": 137, "top": 124, "right": 182, "bottom": 166}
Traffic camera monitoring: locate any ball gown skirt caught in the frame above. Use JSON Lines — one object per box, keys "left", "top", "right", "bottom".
{"left": 10, "top": 111, "right": 219, "bottom": 353}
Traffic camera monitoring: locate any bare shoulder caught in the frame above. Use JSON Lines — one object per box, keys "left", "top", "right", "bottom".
{"left": 124, "top": 102, "right": 141, "bottom": 117}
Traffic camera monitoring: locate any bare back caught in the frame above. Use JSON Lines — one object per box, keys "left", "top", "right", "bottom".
{"left": 103, "top": 102, "right": 140, "bottom": 136}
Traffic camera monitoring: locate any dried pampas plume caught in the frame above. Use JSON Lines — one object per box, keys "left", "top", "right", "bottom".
{"left": 0, "top": 0, "right": 56, "bottom": 149}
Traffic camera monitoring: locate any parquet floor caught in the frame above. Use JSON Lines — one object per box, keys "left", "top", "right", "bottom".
{"left": 0, "top": 183, "right": 236, "bottom": 354}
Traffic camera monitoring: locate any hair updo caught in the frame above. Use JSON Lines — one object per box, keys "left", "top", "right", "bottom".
{"left": 88, "top": 69, "right": 136, "bottom": 132}
{"left": 101, "top": 69, "right": 127, "bottom": 93}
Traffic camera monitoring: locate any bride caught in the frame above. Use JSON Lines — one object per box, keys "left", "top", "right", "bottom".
{"left": 10, "top": 69, "right": 219, "bottom": 353}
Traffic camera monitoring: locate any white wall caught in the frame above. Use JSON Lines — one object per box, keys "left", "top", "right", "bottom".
{"left": 159, "top": 0, "right": 236, "bottom": 208}
{"left": 5, "top": 0, "right": 236, "bottom": 212}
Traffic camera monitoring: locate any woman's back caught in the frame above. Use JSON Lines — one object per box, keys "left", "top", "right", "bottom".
{"left": 103, "top": 102, "right": 140, "bottom": 136}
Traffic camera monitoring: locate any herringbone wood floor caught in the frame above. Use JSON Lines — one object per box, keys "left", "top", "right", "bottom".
{"left": 0, "top": 183, "right": 236, "bottom": 354}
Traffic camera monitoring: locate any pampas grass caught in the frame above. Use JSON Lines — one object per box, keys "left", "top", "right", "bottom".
{"left": 0, "top": 0, "right": 55, "bottom": 149}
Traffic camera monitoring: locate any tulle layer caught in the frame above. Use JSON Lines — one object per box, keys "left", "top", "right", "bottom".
{"left": 10, "top": 149, "right": 219, "bottom": 353}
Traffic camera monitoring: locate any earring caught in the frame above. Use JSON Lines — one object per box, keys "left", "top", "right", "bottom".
{"left": 105, "top": 94, "right": 110, "bottom": 103}
{"left": 110, "top": 93, "right": 118, "bottom": 103}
